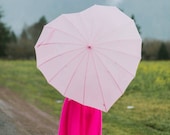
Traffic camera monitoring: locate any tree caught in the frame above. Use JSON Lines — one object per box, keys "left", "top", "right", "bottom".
{"left": 131, "top": 14, "right": 141, "bottom": 35}
{"left": 143, "top": 39, "right": 162, "bottom": 60}
{"left": 10, "top": 31, "right": 17, "bottom": 43}
{"left": 157, "top": 42, "right": 169, "bottom": 60}
{"left": 27, "top": 16, "right": 47, "bottom": 44}
{"left": 0, "top": 8, "right": 11, "bottom": 57}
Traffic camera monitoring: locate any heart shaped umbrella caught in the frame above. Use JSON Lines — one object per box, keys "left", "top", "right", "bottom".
{"left": 35, "top": 5, "right": 142, "bottom": 112}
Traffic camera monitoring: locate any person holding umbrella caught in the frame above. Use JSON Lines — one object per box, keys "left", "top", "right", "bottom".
{"left": 35, "top": 5, "right": 141, "bottom": 135}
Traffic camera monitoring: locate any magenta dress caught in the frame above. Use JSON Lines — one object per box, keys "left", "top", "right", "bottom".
{"left": 58, "top": 98, "right": 102, "bottom": 135}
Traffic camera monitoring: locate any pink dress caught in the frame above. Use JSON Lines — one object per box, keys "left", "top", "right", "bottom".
{"left": 58, "top": 98, "right": 102, "bottom": 135}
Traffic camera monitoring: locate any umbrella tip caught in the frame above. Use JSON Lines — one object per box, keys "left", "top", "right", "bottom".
{"left": 87, "top": 45, "right": 92, "bottom": 50}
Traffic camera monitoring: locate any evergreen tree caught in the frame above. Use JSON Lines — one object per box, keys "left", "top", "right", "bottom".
{"left": 0, "top": 9, "right": 11, "bottom": 57}
{"left": 28, "top": 16, "right": 47, "bottom": 43}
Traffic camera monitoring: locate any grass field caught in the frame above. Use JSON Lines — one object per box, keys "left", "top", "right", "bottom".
{"left": 0, "top": 60, "right": 170, "bottom": 135}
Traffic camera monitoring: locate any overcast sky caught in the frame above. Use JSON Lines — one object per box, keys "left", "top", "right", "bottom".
{"left": 0, "top": 0, "right": 170, "bottom": 41}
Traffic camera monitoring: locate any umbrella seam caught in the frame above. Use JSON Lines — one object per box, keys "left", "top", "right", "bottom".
{"left": 38, "top": 47, "right": 85, "bottom": 68}
{"left": 95, "top": 38, "right": 141, "bottom": 46}
{"left": 95, "top": 46, "right": 141, "bottom": 59}
{"left": 45, "top": 26, "right": 85, "bottom": 44}
{"left": 77, "top": 12, "right": 94, "bottom": 44}
{"left": 48, "top": 49, "right": 86, "bottom": 83}
{"left": 94, "top": 51, "right": 124, "bottom": 94}
{"left": 93, "top": 20, "right": 136, "bottom": 43}
{"left": 63, "top": 52, "right": 88, "bottom": 96}
{"left": 36, "top": 29, "right": 56, "bottom": 48}
{"left": 95, "top": 49, "right": 136, "bottom": 78}
{"left": 83, "top": 52, "right": 90, "bottom": 104}
{"left": 91, "top": 53, "right": 107, "bottom": 112}
{"left": 35, "top": 42, "right": 85, "bottom": 47}
{"left": 62, "top": 15, "right": 89, "bottom": 44}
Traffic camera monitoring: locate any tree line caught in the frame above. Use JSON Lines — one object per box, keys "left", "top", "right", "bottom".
{"left": 0, "top": 8, "right": 47, "bottom": 59}
{"left": 142, "top": 39, "right": 170, "bottom": 60}
{"left": 6, "top": 16, "right": 47, "bottom": 59}
{"left": 0, "top": 9, "right": 169, "bottom": 60}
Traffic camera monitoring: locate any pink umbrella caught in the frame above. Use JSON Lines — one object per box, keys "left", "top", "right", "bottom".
{"left": 35, "top": 5, "right": 142, "bottom": 112}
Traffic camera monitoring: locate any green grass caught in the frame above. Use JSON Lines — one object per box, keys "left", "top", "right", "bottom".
{"left": 0, "top": 60, "right": 170, "bottom": 135}
{"left": 0, "top": 60, "right": 64, "bottom": 116}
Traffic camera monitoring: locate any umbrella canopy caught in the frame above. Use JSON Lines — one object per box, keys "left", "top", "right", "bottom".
{"left": 35, "top": 5, "right": 142, "bottom": 112}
